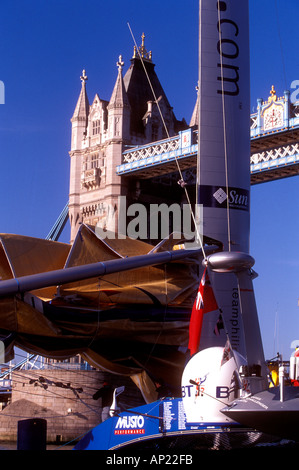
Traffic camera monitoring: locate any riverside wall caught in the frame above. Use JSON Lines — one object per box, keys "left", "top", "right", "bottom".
{"left": 0, "top": 369, "right": 144, "bottom": 444}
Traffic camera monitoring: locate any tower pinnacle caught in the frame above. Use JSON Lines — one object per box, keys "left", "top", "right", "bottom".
{"left": 71, "top": 69, "right": 89, "bottom": 128}
{"left": 117, "top": 55, "right": 124, "bottom": 72}
{"left": 132, "top": 33, "right": 152, "bottom": 61}
{"left": 80, "top": 69, "right": 88, "bottom": 84}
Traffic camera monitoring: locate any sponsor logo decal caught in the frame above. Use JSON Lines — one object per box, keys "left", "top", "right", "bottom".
{"left": 199, "top": 185, "right": 249, "bottom": 211}
{"left": 213, "top": 188, "right": 228, "bottom": 204}
{"left": 114, "top": 415, "right": 145, "bottom": 435}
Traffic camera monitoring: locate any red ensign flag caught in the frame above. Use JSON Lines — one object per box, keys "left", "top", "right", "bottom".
{"left": 188, "top": 268, "right": 218, "bottom": 356}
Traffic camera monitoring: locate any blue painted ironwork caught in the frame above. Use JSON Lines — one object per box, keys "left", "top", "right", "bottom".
{"left": 117, "top": 88, "right": 299, "bottom": 184}
{"left": 46, "top": 202, "right": 69, "bottom": 241}
{"left": 118, "top": 128, "right": 197, "bottom": 176}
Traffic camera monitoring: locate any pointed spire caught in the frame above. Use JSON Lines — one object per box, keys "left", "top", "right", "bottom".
{"left": 71, "top": 69, "right": 90, "bottom": 122}
{"left": 108, "top": 56, "right": 130, "bottom": 109}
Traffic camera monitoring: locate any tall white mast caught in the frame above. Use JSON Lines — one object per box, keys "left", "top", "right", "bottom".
{"left": 197, "top": 0, "right": 250, "bottom": 252}
{"left": 197, "top": 0, "right": 267, "bottom": 393}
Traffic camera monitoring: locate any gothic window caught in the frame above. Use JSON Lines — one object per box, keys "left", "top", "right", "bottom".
{"left": 92, "top": 120, "right": 100, "bottom": 135}
{"left": 91, "top": 153, "right": 99, "bottom": 169}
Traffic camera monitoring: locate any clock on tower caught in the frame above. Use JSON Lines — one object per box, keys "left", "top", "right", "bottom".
{"left": 263, "top": 103, "right": 284, "bottom": 130}
{"left": 262, "top": 85, "right": 284, "bottom": 131}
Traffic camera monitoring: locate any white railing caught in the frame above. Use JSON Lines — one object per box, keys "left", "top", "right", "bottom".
{"left": 251, "top": 143, "right": 299, "bottom": 165}
{"left": 121, "top": 125, "right": 299, "bottom": 175}
{"left": 123, "top": 136, "right": 180, "bottom": 163}
{"left": 250, "top": 114, "right": 258, "bottom": 130}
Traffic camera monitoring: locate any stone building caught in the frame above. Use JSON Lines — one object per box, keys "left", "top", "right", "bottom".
{"left": 69, "top": 34, "right": 187, "bottom": 242}
{"left": 0, "top": 360, "right": 144, "bottom": 444}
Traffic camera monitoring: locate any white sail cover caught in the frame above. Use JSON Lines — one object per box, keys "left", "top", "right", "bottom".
{"left": 196, "top": 0, "right": 251, "bottom": 358}
{"left": 197, "top": 0, "right": 250, "bottom": 252}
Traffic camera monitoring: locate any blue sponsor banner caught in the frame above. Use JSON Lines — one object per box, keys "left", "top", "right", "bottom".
{"left": 74, "top": 399, "right": 191, "bottom": 450}
{"left": 73, "top": 399, "right": 232, "bottom": 450}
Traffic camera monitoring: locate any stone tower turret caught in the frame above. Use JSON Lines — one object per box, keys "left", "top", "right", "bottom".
{"left": 69, "top": 70, "right": 90, "bottom": 238}
{"left": 68, "top": 35, "right": 187, "bottom": 242}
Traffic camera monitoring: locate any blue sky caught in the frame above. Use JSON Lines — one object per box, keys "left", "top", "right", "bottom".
{"left": 0, "top": 0, "right": 298, "bottom": 361}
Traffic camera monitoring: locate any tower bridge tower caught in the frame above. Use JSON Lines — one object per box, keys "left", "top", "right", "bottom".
{"left": 69, "top": 35, "right": 187, "bottom": 242}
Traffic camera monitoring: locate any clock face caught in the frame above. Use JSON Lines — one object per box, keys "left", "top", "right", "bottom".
{"left": 263, "top": 104, "right": 283, "bottom": 130}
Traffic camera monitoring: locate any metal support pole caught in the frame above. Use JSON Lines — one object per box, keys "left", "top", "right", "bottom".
{"left": 279, "top": 356, "right": 284, "bottom": 402}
